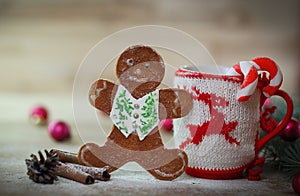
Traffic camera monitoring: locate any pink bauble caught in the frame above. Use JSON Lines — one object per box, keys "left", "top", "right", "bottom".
{"left": 48, "top": 121, "right": 70, "bottom": 141}
{"left": 30, "top": 105, "right": 48, "bottom": 125}
{"left": 292, "top": 172, "right": 300, "bottom": 194}
{"left": 279, "top": 118, "right": 300, "bottom": 142}
{"left": 160, "top": 119, "right": 173, "bottom": 132}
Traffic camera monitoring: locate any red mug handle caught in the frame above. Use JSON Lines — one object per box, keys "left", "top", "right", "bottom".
{"left": 257, "top": 89, "right": 294, "bottom": 151}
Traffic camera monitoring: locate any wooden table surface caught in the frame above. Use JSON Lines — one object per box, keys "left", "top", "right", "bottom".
{"left": 0, "top": 93, "right": 296, "bottom": 195}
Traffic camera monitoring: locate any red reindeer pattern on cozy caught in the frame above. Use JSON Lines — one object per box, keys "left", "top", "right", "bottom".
{"left": 179, "top": 86, "right": 239, "bottom": 149}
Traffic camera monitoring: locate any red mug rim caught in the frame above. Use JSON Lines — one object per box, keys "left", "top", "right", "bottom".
{"left": 175, "top": 66, "right": 244, "bottom": 83}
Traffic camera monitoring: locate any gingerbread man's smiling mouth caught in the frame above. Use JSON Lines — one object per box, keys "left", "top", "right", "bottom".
{"left": 128, "top": 75, "right": 148, "bottom": 83}
{"left": 127, "top": 68, "right": 149, "bottom": 83}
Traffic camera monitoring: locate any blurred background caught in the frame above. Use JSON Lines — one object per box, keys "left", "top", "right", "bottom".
{"left": 0, "top": 0, "right": 299, "bottom": 93}
{"left": 0, "top": 0, "right": 299, "bottom": 122}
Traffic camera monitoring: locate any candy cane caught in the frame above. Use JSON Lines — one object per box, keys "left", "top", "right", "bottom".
{"left": 227, "top": 57, "right": 283, "bottom": 102}
{"left": 252, "top": 57, "right": 283, "bottom": 97}
{"left": 228, "top": 62, "right": 258, "bottom": 102}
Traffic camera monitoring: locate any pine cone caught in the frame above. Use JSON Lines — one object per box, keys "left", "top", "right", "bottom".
{"left": 25, "top": 150, "right": 59, "bottom": 184}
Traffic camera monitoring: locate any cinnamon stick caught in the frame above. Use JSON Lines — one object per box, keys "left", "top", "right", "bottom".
{"left": 53, "top": 162, "right": 94, "bottom": 184}
{"left": 65, "top": 163, "right": 110, "bottom": 181}
{"left": 50, "top": 149, "right": 79, "bottom": 164}
{"left": 49, "top": 149, "right": 110, "bottom": 183}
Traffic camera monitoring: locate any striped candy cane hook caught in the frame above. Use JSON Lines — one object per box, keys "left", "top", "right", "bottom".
{"left": 252, "top": 57, "right": 283, "bottom": 97}
{"left": 228, "top": 62, "right": 259, "bottom": 102}
{"left": 227, "top": 57, "right": 283, "bottom": 102}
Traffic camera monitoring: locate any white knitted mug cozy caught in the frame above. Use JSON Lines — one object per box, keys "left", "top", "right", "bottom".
{"left": 173, "top": 65, "right": 293, "bottom": 180}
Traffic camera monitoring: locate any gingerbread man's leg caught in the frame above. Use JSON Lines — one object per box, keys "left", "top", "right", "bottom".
{"left": 134, "top": 131, "right": 188, "bottom": 180}
{"left": 146, "top": 149, "right": 188, "bottom": 181}
{"left": 79, "top": 143, "right": 117, "bottom": 172}
{"left": 78, "top": 129, "right": 133, "bottom": 172}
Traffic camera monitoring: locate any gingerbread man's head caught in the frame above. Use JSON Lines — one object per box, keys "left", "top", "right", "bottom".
{"left": 116, "top": 45, "right": 165, "bottom": 96}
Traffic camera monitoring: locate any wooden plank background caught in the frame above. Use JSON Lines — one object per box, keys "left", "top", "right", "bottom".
{"left": 0, "top": 0, "right": 299, "bottom": 95}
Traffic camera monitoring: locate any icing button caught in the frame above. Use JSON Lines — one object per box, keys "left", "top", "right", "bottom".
{"left": 134, "top": 104, "right": 140, "bottom": 109}
{"left": 133, "top": 113, "right": 139, "bottom": 119}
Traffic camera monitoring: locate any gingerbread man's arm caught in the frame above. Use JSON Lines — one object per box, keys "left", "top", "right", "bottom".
{"left": 158, "top": 89, "right": 193, "bottom": 120}
{"left": 89, "top": 79, "right": 118, "bottom": 115}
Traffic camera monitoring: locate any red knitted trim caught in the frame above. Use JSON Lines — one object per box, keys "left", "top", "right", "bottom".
{"left": 175, "top": 68, "right": 244, "bottom": 83}
{"left": 185, "top": 164, "right": 250, "bottom": 179}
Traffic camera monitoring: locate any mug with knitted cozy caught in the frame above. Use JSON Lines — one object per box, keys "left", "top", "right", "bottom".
{"left": 173, "top": 57, "right": 293, "bottom": 180}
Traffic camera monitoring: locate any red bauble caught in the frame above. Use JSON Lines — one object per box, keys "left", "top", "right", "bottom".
{"left": 292, "top": 172, "right": 300, "bottom": 195}
{"left": 48, "top": 121, "right": 70, "bottom": 141}
{"left": 160, "top": 119, "right": 173, "bottom": 132}
{"left": 30, "top": 105, "right": 48, "bottom": 125}
{"left": 279, "top": 118, "right": 300, "bottom": 142}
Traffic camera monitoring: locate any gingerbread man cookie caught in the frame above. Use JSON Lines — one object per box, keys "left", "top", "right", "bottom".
{"left": 78, "top": 45, "right": 192, "bottom": 180}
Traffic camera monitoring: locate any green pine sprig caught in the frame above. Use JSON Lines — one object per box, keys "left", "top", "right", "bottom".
{"left": 280, "top": 140, "right": 300, "bottom": 177}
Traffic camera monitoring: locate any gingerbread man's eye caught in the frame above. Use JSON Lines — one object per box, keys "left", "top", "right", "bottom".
{"left": 144, "top": 63, "right": 150, "bottom": 69}
{"left": 126, "top": 58, "right": 134, "bottom": 66}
